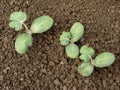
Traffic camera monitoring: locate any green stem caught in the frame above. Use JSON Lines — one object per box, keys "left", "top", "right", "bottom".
{"left": 22, "top": 23, "right": 32, "bottom": 35}
{"left": 22, "top": 23, "right": 29, "bottom": 30}
{"left": 88, "top": 55, "right": 95, "bottom": 66}
{"left": 70, "top": 39, "right": 75, "bottom": 44}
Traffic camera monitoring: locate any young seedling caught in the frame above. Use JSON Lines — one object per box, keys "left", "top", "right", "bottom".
{"left": 9, "top": 11, "right": 53, "bottom": 54}
{"left": 60, "top": 22, "right": 84, "bottom": 58}
{"left": 77, "top": 45, "right": 115, "bottom": 77}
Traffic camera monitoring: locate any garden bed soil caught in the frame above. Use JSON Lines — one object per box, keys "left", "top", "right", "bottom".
{"left": 0, "top": 0, "right": 120, "bottom": 90}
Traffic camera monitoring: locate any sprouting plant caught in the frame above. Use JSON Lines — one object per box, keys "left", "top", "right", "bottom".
{"left": 77, "top": 45, "right": 115, "bottom": 77}
{"left": 60, "top": 22, "right": 84, "bottom": 58}
{"left": 60, "top": 22, "right": 115, "bottom": 77}
{"left": 9, "top": 11, "right": 54, "bottom": 54}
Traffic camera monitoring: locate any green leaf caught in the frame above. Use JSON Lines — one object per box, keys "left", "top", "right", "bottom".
{"left": 70, "top": 22, "right": 84, "bottom": 42}
{"left": 30, "top": 15, "right": 54, "bottom": 33}
{"left": 94, "top": 52, "right": 115, "bottom": 68}
{"left": 79, "top": 54, "right": 90, "bottom": 62}
{"left": 65, "top": 44, "right": 79, "bottom": 58}
{"left": 15, "top": 33, "right": 33, "bottom": 54}
{"left": 60, "top": 31, "right": 71, "bottom": 45}
{"left": 9, "top": 11, "right": 27, "bottom": 31}
{"left": 77, "top": 62, "right": 94, "bottom": 77}
{"left": 80, "top": 45, "right": 95, "bottom": 56}
{"left": 9, "top": 21, "right": 22, "bottom": 31}
{"left": 10, "top": 11, "right": 27, "bottom": 22}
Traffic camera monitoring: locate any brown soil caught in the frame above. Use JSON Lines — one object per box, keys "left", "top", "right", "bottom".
{"left": 0, "top": 0, "right": 120, "bottom": 90}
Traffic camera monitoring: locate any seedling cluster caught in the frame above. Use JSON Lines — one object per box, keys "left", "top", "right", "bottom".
{"left": 9, "top": 11, "right": 53, "bottom": 54}
{"left": 60, "top": 22, "right": 115, "bottom": 77}
{"left": 9, "top": 11, "right": 116, "bottom": 77}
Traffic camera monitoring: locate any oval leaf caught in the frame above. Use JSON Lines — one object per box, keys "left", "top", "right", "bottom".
{"left": 70, "top": 22, "right": 84, "bottom": 42}
{"left": 60, "top": 31, "right": 71, "bottom": 45}
{"left": 30, "top": 15, "right": 54, "bottom": 33}
{"left": 94, "top": 52, "right": 115, "bottom": 68}
{"left": 65, "top": 44, "right": 79, "bottom": 58}
{"left": 15, "top": 33, "right": 33, "bottom": 54}
{"left": 77, "top": 62, "right": 94, "bottom": 77}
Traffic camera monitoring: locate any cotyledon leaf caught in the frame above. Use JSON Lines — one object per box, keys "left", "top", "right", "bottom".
{"left": 70, "top": 22, "right": 84, "bottom": 42}
{"left": 94, "top": 52, "right": 115, "bottom": 68}
{"left": 60, "top": 31, "right": 71, "bottom": 45}
{"left": 65, "top": 44, "right": 79, "bottom": 58}
{"left": 77, "top": 62, "right": 94, "bottom": 77}
{"left": 15, "top": 33, "right": 33, "bottom": 54}
{"left": 30, "top": 15, "right": 54, "bottom": 33}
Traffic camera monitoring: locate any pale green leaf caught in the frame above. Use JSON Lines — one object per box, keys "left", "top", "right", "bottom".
{"left": 94, "top": 52, "right": 115, "bottom": 67}
{"left": 79, "top": 54, "right": 90, "bottom": 62}
{"left": 9, "top": 11, "right": 27, "bottom": 31}
{"left": 9, "top": 21, "right": 22, "bottom": 31}
{"left": 80, "top": 45, "right": 95, "bottom": 56}
{"left": 10, "top": 11, "right": 27, "bottom": 22}
{"left": 60, "top": 31, "right": 71, "bottom": 45}
{"left": 77, "top": 62, "right": 94, "bottom": 77}
{"left": 65, "top": 44, "right": 79, "bottom": 58}
{"left": 30, "top": 15, "right": 54, "bottom": 33}
{"left": 70, "top": 22, "right": 84, "bottom": 42}
{"left": 15, "top": 33, "right": 33, "bottom": 54}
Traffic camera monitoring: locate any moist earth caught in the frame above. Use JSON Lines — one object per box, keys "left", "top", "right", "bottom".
{"left": 0, "top": 0, "right": 120, "bottom": 90}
